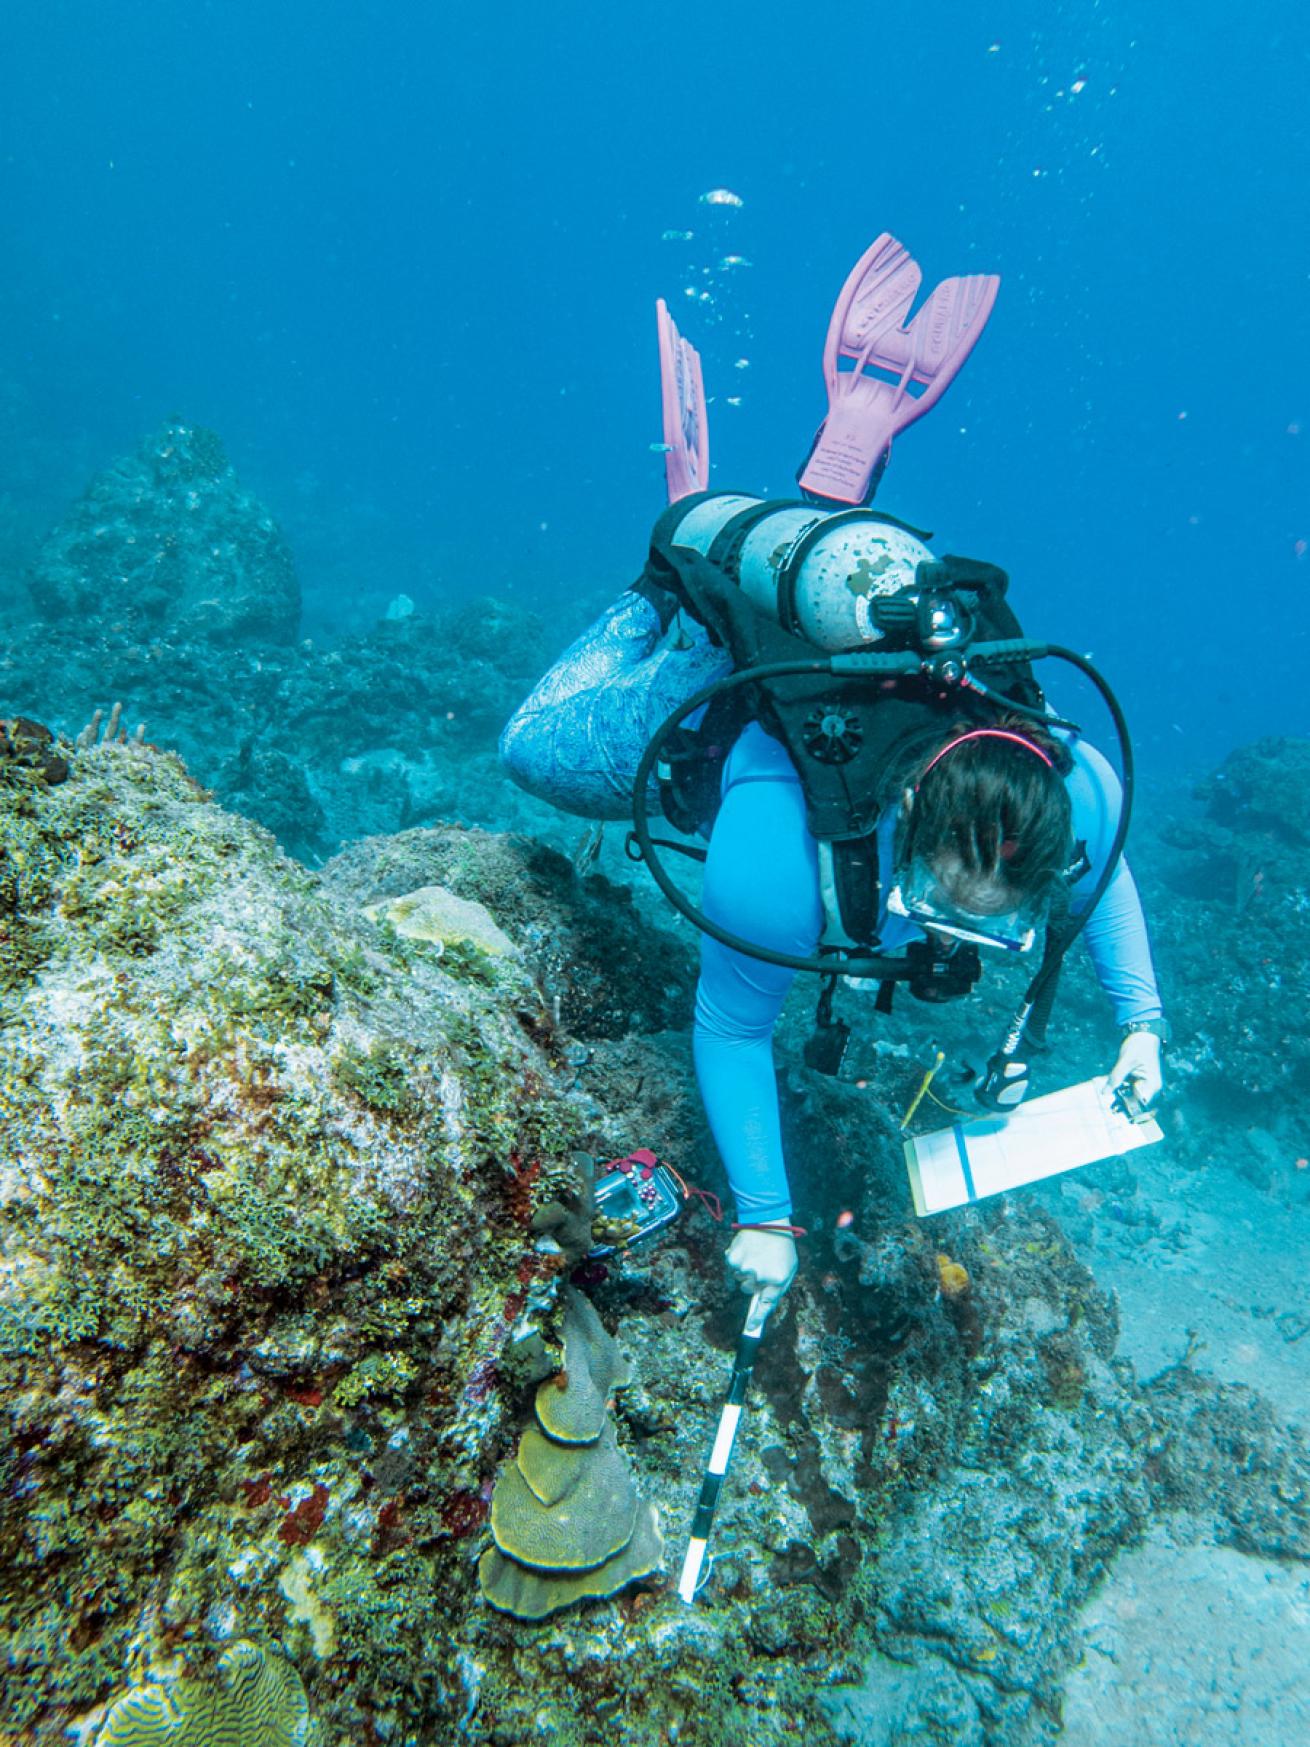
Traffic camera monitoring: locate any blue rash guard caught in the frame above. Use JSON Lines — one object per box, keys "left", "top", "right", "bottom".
{"left": 693, "top": 721, "right": 1165, "bottom": 1226}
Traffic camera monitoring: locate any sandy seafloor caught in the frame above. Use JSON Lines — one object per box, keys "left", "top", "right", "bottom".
{"left": 1054, "top": 1145, "right": 1310, "bottom": 1747}
{"left": 825, "top": 1131, "right": 1310, "bottom": 1746}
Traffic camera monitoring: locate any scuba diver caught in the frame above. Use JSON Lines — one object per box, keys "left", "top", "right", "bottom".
{"left": 501, "top": 234, "right": 1168, "bottom": 1312}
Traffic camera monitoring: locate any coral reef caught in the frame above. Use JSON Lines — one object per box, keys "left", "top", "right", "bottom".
{"left": 1142, "top": 1366, "right": 1310, "bottom": 1558}
{"left": 4, "top": 423, "right": 1309, "bottom": 1746}
{"left": 0, "top": 600, "right": 557, "bottom": 863}
{"left": 3, "top": 430, "right": 564, "bottom": 859}
{"left": 4, "top": 707, "right": 1309, "bottom": 1747}
{"left": 1145, "top": 735, "right": 1310, "bottom": 1136}
{"left": 1196, "top": 735, "right": 1310, "bottom": 847}
{"left": 0, "top": 724, "right": 586, "bottom": 1743}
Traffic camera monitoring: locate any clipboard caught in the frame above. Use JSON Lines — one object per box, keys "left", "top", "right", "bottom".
{"left": 904, "top": 1077, "right": 1163, "bottom": 1217}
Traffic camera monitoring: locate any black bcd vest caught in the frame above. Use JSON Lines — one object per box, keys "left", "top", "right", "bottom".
{"left": 648, "top": 501, "right": 1046, "bottom": 954}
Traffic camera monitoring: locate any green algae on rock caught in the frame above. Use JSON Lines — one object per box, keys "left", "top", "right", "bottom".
{"left": 0, "top": 727, "right": 587, "bottom": 1743}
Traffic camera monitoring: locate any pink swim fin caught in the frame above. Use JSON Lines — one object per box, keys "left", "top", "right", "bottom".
{"left": 656, "top": 298, "right": 710, "bottom": 502}
{"left": 798, "top": 234, "right": 1000, "bottom": 506}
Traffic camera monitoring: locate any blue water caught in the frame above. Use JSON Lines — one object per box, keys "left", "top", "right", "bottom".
{"left": 1, "top": 0, "right": 1306, "bottom": 774}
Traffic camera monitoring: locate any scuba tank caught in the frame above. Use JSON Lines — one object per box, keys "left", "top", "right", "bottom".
{"left": 665, "top": 493, "right": 947, "bottom": 654}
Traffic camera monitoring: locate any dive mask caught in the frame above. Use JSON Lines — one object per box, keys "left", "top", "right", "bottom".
{"left": 885, "top": 859, "right": 1045, "bottom": 955}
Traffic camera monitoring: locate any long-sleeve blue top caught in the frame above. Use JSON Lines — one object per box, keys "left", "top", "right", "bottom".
{"left": 692, "top": 721, "right": 1164, "bottom": 1224}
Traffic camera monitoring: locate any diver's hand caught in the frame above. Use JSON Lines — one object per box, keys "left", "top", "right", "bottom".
{"left": 1109, "top": 1029, "right": 1164, "bottom": 1107}
{"left": 726, "top": 1224, "right": 797, "bottom": 1310}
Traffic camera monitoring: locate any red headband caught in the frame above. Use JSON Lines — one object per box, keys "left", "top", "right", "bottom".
{"left": 917, "top": 728, "right": 1054, "bottom": 788}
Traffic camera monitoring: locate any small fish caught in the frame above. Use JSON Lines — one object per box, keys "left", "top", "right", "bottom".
{"left": 571, "top": 822, "right": 605, "bottom": 877}
{"left": 700, "top": 187, "right": 744, "bottom": 208}
{"left": 734, "top": 358, "right": 750, "bottom": 369}
{"left": 718, "top": 255, "right": 752, "bottom": 269}
{"left": 726, "top": 396, "right": 743, "bottom": 407}
{"left": 649, "top": 441, "right": 673, "bottom": 453}
{"left": 661, "top": 229, "right": 694, "bottom": 242}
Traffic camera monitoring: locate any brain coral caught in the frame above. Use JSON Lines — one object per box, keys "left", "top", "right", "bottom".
{"left": 92, "top": 1641, "right": 308, "bottom": 1747}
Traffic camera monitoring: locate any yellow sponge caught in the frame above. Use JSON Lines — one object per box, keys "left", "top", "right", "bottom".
{"left": 363, "top": 883, "right": 515, "bottom": 957}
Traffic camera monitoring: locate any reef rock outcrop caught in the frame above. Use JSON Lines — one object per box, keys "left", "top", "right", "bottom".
{"left": 324, "top": 822, "right": 698, "bottom": 1040}
{"left": 1149, "top": 735, "right": 1310, "bottom": 1124}
{"left": 0, "top": 722, "right": 585, "bottom": 1742}
{"left": 26, "top": 420, "right": 299, "bottom": 644}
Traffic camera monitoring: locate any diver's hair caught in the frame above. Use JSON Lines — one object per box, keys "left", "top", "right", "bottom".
{"left": 907, "top": 718, "right": 1074, "bottom": 905}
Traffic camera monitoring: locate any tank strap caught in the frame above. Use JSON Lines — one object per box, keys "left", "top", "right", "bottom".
{"left": 705, "top": 499, "right": 802, "bottom": 606}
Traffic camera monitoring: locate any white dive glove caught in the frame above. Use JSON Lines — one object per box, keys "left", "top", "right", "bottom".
{"left": 725, "top": 1223, "right": 798, "bottom": 1310}
{"left": 1108, "top": 1023, "right": 1166, "bottom": 1107}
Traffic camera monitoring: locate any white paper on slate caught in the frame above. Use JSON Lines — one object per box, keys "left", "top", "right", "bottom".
{"left": 904, "top": 1076, "right": 1163, "bottom": 1217}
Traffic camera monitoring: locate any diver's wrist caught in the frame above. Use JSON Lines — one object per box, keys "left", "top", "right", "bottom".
{"left": 1121, "top": 1017, "right": 1170, "bottom": 1046}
